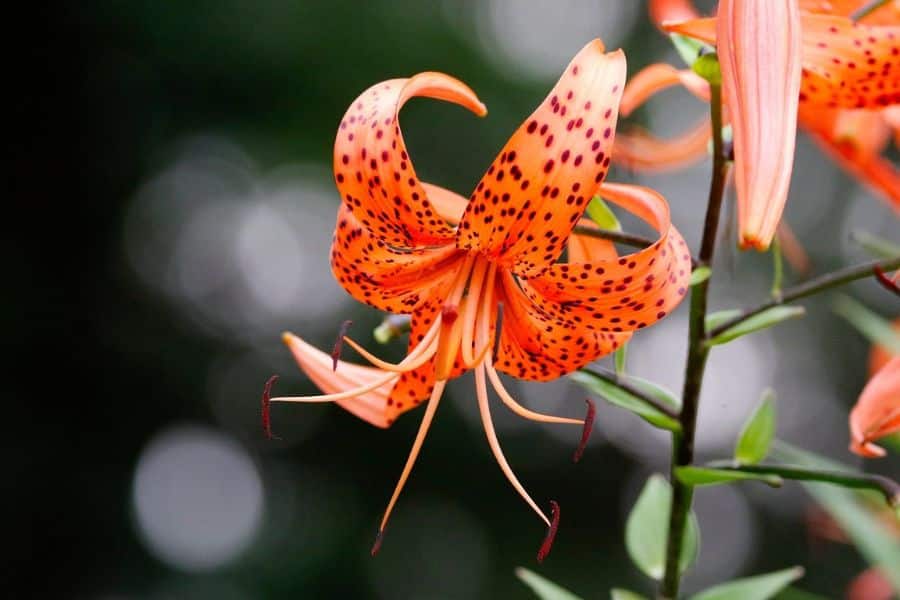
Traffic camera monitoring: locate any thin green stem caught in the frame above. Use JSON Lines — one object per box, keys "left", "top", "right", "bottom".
{"left": 706, "top": 255, "right": 900, "bottom": 340}
{"left": 704, "top": 463, "right": 900, "bottom": 507}
{"left": 851, "top": 0, "right": 891, "bottom": 21}
{"left": 659, "top": 81, "right": 729, "bottom": 600}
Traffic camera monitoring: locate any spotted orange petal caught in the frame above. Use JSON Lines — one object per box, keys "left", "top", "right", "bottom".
{"left": 330, "top": 204, "right": 462, "bottom": 313}
{"left": 849, "top": 355, "right": 900, "bottom": 457}
{"left": 800, "top": 15, "right": 900, "bottom": 109}
{"left": 334, "top": 73, "right": 486, "bottom": 247}
{"left": 456, "top": 40, "right": 626, "bottom": 278}
{"left": 522, "top": 182, "right": 692, "bottom": 331}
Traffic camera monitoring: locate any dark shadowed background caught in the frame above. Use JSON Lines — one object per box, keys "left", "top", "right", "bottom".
{"left": 13, "top": 1, "right": 898, "bottom": 598}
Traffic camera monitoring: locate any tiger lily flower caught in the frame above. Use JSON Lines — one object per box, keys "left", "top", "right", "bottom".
{"left": 615, "top": 0, "right": 900, "bottom": 236}
{"left": 269, "top": 40, "right": 692, "bottom": 557}
{"left": 849, "top": 355, "right": 900, "bottom": 457}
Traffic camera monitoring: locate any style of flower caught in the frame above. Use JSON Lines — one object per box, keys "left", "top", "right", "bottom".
{"left": 850, "top": 354, "right": 900, "bottom": 458}
{"left": 268, "top": 40, "right": 692, "bottom": 558}
{"left": 617, "top": 0, "right": 900, "bottom": 238}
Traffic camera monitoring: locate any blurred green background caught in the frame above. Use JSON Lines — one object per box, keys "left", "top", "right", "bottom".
{"left": 16, "top": 1, "right": 898, "bottom": 598}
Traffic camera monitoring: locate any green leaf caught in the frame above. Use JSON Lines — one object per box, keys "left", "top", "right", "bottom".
{"left": 626, "top": 475, "right": 700, "bottom": 580}
{"left": 705, "top": 309, "right": 742, "bottom": 333}
{"left": 707, "top": 306, "right": 806, "bottom": 346}
{"left": 771, "top": 443, "right": 900, "bottom": 592}
{"left": 615, "top": 343, "right": 628, "bottom": 376}
{"left": 570, "top": 371, "right": 681, "bottom": 432}
{"left": 610, "top": 590, "right": 648, "bottom": 600}
{"left": 735, "top": 390, "right": 776, "bottom": 464}
{"left": 587, "top": 197, "right": 622, "bottom": 231}
{"left": 669, "top": 33, "right": 709, "bottom": 68}
{"left": 692, "top": 53, "right": 721, "bottom": 85}
{"left": 833, "top": 295, "right": 900, "bottom": 354}
{"left": 515, "top": 567, "right": 583, "bottom": 600}
{"left": 689, "top": 567, "right": 804, "bottom": 600}
{"left": 675, "top": 466, "right": 782, "bottom": 488}
{"left": 850, "top": 229, "right": 900, "bottom": 259}
{"left": 690, "top": 266, "right": 711, "bottom": 286}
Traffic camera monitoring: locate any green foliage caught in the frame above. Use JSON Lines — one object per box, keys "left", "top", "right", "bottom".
{"left": 587, "top": 197, "right": 622, "bottom": 231}
{"left": 735, "top": 390, "right": 776, "bottom": 464}
{"left": 692, "top": 53, "right": 721, "bottom": 86}
{"left": 772, "top": 443, "right": 900, "bottom": 592}
{"left": 689, "top": 567, "right": 804, "bottom": 600}
{"left": 705, "top": 309, "right": 743, "bottom": 332}
{"left": 610, "top": 589, "right": 648, "bottom": 600}
{"left": 515, "top": 568, "right": 582, "bottom": 600}
{"left": 669, "top": 33, "right": 710, "bottom": 68}
{"left": 707, "top": 306, "right": 806, "bottom": 346}
{"left": 833, "top": 295, "right": 900, "bottom": 354}
{"left": 626, "top": 475, "right": 700, "bottom": 580}
{"left": 850, "top": 229, "right": 900, "bottom": 259}
{"left": 690, "top": 266, "right": 711, "bottom": 286}
{"left": 615, "top": 343, "right": 628, "bottom": 376}
{"left": 675, "top": 467, "right": 782, "bottom": 488}
{"left": 571, "top": 371, "right": 680, "bottom": 432}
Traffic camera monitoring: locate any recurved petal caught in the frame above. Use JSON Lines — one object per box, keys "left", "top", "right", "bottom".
{"left": 522, "top": 183, "right": 692, "bottom": 332}
{"left": 422, "top": 181, "right": 469, "bottom": 225}
{"left": 800, "top": 15, "right": 900, "bottom": 109}
{"left": 849, "top": 355, "right": 900, "bottom": 458}
{"left": 613, "top": 120, "right": 712, "bottom": 173}
{"left": 330, "top": 204, "right": 462, "bottom": 313}
{"left": 620, "top": 63, "right": 710, "bottom": 117}
{"left": 456, "top": 40, "right": 626, "bottom": 278}
{"left": 662, "top": 17, "right": 717, "bottom": 44}
{"left": 800, "top": 0, "right": 900, "bottom": 25}
{"left": 650, "top": 0, "right": 701, "bottom": 29}
{"left": 282, "top": 332, "right": 397, "bottom": 428}
{"left": 719, "top": 0, "right": 802, "bottom": 250}
{"left": 567, "top": 217, "right": 618, "bottom": 265}
{"left": 494, "top": 269, "right": 631, "bottom": 382}
{"left": 334, "top": 73, "right": 486, "bottom": 246}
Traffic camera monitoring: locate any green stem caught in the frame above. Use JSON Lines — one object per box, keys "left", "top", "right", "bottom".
{"left": 704, "top": 463, "right": 900, "bottom": 507}
{"left": 659, "top": 81, "right": 729, "bottom": 600}
{"left": 851, "top": 0, "right": 891, "bottom": 21}
{"left": 706, "top": 255, "right": 900, "bottom": 340}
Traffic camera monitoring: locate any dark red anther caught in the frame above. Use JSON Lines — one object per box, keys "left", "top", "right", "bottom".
{"left": 572, "top": 398, "right": 596, "bottom": 463}
{"left": 371, "top": 529, "right": 384, "bottom": 556}
{"left": 874, "top": 266, "right": 900, "bottom": 297}
{"left": 261, "top": 375, "right": 281, "bottom": 441}
{"left": 442, "top": 305, "right": 459, "bottom": 325}
{"left": 536, "top": 500, "right": 560, "bottom": 563}
{"left": 331, "top": 320, "right": 353, "bottom": 371}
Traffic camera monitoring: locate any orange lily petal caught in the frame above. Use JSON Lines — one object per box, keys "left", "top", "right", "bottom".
{"left": 330, "top": 204, "right": 462, "bottom": 313}
{"left": 847, "top": 567, "right": 896, "bottom": 600}
{"left": 650, "top": 0, "right": 700, "bottom": 29}
{"left": 456, "top": 40, "right": 626, "bottom": 278}
{"left": 869, "top": 317, "right": 900, "bottom": 376}
{"left": 620, "top": 63, "right": 710, "bottom": 117}
{"left": 881, "top": 104, "right": 900, "bottom": 146}
{"left": 334, "top": 73, "right": 486, "bottom": 247}
{"left": 282, "top": 332, "right": 397, "bottom": 428}
{"left": 800, "top": 15, "right": 900, "bottom": 109}
{"left": 719, "top": 0, "right": 802, "bottom": 250}
{"left": 800, "top": 0, "right": 900, "bottom": 24}
{"left": 567, "top": 217, "right": 618, "bottom": 264}
{"left": 521, "top": 182, "right": 692, "bottom": 329}
{"left": 421, "top": 181, "right": 469, "bottom": 224}
{"left": 613, "top": 120, "right": 712, "bottom": 173}
{"left": 662, "top": 17, "right": 717, "bottom": 45}
{"left": 494, "top": 269, "right": 630, "bottom": 381}
{"left": 849, "top": 355, "right": 900, "bottom": 457}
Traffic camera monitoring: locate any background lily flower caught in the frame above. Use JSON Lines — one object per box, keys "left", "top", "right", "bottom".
{"left": 270, "top": 39, "right": 692, "bottom": 554}
{"left": 849, "top": 355, "right": 900, "bottom": 457}
{"left": 616, "top": 0, "right": 900, "bottom": 219}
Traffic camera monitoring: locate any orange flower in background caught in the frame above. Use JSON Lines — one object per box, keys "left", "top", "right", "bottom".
{"left": 869, "top": 317, "right": 900, "bottom": 374}
{"left": 849, "top": 355, "right": 900, "bottom": 457}
{"left": 268, "top": 40, "right": 692, "bottom": 557}
{"left": 616, "top": 0, "right": 900, "bottom": 224}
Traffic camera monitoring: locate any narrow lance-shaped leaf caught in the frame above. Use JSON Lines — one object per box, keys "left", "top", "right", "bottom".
{"left": 610, "top": 590, "right": 649, "bottom": 600}
{"left": 670, "top": 33, "right": 710, "bottom": 68}
{"left": 771, "top": 442, "right": 900, "bottom": 592}
{"left": 586, "top": 197, "right": 622, "bottom": 231}
{"left": 850, "top": 229, "right": 900, "bottom": 260}
{"left": 515, "top": 567, "right": 583, "bottom": 600}
{"left": 570, "top": 371, "right": 681, "bottom": 432}
{"left": 705, "top": 309, "right": 742, "bottom": 333}
{"left": 834, "top": 295, "right": 900, "bottom": 354}
{"left": 676, "top": 466, "right": 782, "bottom": 488}
{"left": 688, "top": 566, "right": 805, "bottom": 600}
{"left": 690, "top": 266, "right": 711, "bottom": 286}
{"left": 707, "top": 306, "right": 806, "bottom": 346}
{"left": 735, "top": 389, "right": 776, "bottom": 464}
{"left": 615, "top": 343, "right": 628, "bottom": 376}
{"left": 626, "top": 474, "right": 700, "bottom": 580}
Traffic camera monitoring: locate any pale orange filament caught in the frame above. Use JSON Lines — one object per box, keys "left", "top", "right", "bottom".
{"left": 461, "top": 258, "right": 489, "bottom": 366}
{"left": 377, "top": 379, "right": 448, "bottom": 534}
{"left": 341, "top": 317, "right": 442, "bottom": 372}
{"left": 485, "top": 361, "right": 583, "bottom": 426}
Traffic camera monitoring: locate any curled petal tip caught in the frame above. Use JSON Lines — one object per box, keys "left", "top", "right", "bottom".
{"left": 536, "top": 500, "right": 560, "bottom": 563}
{"left": 281, "top": 331, "right": 296, "bottom": 345}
